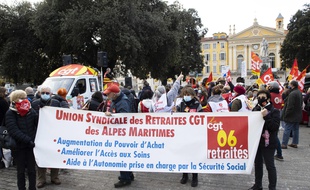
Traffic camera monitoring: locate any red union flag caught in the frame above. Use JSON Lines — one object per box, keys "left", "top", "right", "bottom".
{"left": 205, "top": 72, "right": 213, "bottom": 88}
{"left": 226, "top": 70, "right": 231, "bottom": 83}
{"left": 256, "top": 68, "right": 274, "bottom": 86}
{"left": 251, "top": 52, "right": 262, "bottom": 76}
{"left": 296, "top": 66, "right": 309, "bottom": 91}
{"left": 288, "top": 58, "right": 300, "bottom": 81}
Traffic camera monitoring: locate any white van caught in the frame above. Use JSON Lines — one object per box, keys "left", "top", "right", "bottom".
{"left": 41, "top": 64, "right": 101, "bottom": 109}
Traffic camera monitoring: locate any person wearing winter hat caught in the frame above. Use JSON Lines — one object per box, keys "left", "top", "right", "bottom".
{"left": 5, "top": 90, "right": 38, "bottom": 190}
{"left": 104, "top": 84, "right": 134, "bottom": 188}
{"left": 230, "top": 85, "right": 250, "bottom": 112}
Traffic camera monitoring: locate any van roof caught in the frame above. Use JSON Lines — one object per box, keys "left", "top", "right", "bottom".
{"left": 49, "top": 64, "right": 98, "bottom": 77}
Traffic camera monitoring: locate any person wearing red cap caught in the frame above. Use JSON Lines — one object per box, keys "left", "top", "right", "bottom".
{"left": 230, "top": 85, "right": 250, "bottom": 112}
{"left": 103, "top": 84, "right": 134, "bottom": 188}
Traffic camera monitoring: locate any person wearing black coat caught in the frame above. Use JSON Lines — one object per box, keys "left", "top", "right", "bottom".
{"left": 5, "top": 90, "right": 38, "bottom": 190}
{"left": 176, "top": 86, "right": 202, "bottom": 188}
{"left": 31, "top": 86, "right": 61, "bottom": 188}
{"left": 0, "top": 87, "right": 9, "bottom": 125}
{"left": 88, "top": 91, "right": 103, "bottom": 111}
{"left": 249, "top": 89, "right": 280, "bottom": 190}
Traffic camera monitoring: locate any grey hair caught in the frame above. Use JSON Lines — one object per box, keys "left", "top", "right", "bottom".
{"left": 40, "top": 86, "right": 51, "bottom": 93}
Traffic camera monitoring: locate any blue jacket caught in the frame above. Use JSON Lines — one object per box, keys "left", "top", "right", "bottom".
{"left": 109, "top": 92, "right": 131, "bottom": 113}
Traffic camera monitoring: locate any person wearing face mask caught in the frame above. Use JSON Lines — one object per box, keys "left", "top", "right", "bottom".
{"left": 281, "top": 80, "right": 303, "bottom": 149}
{"left": 103, "top": 84, "right": 134, "bottom": 188}
{"left": 266, "top": 81, "right": 284, "bottom": 161}
{"left": 5, "top": 90, "right": 38, "bottom": 190}
{"left": 31, "top": 86, "right": 61, "bottom": 188}
{"left": 204, "top": 84, "right": 229, "bottom": 112}
{"left": 249, "top": 89, "right": 280, "bottom": 190}
{"left": 176, "top": 86, "right": 202, "bottom": 187}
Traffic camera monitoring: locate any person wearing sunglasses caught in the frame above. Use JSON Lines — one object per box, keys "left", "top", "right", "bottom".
{"left": 31, "top": 86, "right": 61, "bottom": 188}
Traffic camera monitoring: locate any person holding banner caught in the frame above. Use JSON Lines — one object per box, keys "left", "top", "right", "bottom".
{"left": 103, "top": 84, "right": 134, "bottom": 188}
{"left": 5, "top": 90, "right": 38, "bottom": 190}
{"left": 31, "top": 86, "right": 62, "bottom": 188}
{"left": 176, "top": 86, "right": 202, "bottom": 187}
{"left": 250, "top": 89, "right": 280, "bottom": 190}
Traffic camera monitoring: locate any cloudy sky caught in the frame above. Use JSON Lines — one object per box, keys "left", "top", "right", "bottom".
{"left": 1, "top": 0, "right": 309, "bottom": 36}
{"left": 166, "top": 0, "right": 309, "bottom": 36}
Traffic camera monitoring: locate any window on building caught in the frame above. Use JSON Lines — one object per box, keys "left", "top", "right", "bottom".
{"left": 213, "top": 43, "right": 217, "bottom": 49}
{"left": 213, "top": 65, "right": 217, "bottom": 73}
{"left": 203, "top": 44, "right": 210, "bottom": 49}
{"left": 205, "top": 66, "right": 210, "bottom": 74}
{"left": 220, "top": 53, "right": 226, "bottom": 60}
{"left": 269, "top": 53, "right": 275, "bottom": 68}
{"left": 220, "top": 35, "right": 226, "bottom": 39}
{"left": 220, "top": 43, "right": 225, "bottom": 48}
{"left": 204, "top": 54, "right": 209, "bottom": 62}
{"left": 213, "top": 53, "right": 217, "bottom": 61}
{"left": 237, "top": 55, "right": 244, "bottom": 73}
{"left": 214, "top": 36, "right": 218, "bottom": 39}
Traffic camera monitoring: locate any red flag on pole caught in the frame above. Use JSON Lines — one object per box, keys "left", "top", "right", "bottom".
{"left": 205, "top": 72, "right": 213, "bottom": 88}
{"left": 251, "top": 52, "right": 262, "bottom": 76}
{"left": 296, "top": 65, "right": 310, "bottom": 92}
{"left": 288, "top": 58, "right": 300, "bottom": 81}
{"left": 256, "top": 68, "right": 274, "bottom": 86}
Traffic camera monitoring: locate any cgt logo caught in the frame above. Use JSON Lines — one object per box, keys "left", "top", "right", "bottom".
{"left": 207, "top": 116, "right": 249, "bottom": 158}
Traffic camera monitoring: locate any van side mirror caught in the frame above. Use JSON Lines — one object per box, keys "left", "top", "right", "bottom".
{"left": 71, "top": 87, "right": 79, "bottom": 97}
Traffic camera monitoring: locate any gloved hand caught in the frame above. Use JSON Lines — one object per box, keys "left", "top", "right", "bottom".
{"left": 29, "top": 141, "right": 35, "bottom": 148}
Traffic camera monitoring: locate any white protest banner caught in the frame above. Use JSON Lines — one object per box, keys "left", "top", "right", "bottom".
{"left": 241, "top": 61, "right": 247, "bottom": 78}
{"left": 34, "top": 107, "right": 264, "bottom": 174}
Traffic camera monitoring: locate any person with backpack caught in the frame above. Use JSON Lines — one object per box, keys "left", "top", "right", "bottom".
{"left": 5, "top": 90, "right": 38, "bottom": 190}
{"left": 87, "top": 91, "right": 104, "bottom": 111}
{"left": 138, "top": 89, "right": 154, "bottom": 113}
{"left": 31, "top": 86, "right": 62, "bottom": 188}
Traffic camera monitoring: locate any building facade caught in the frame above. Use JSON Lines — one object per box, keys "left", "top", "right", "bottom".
{"left": 201, "top": 14, "right": 287, "bottom": 81}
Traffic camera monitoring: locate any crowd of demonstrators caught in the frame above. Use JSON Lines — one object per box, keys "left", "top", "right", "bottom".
{"left": 2, "top": 73, "right": 310, "bottom": 189}
{"left": 5, "top": 90, "right": 38, "bottom": 190}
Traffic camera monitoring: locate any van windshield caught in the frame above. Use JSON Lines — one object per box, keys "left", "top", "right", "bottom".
{"left": 41, "top": 78, "right": 74, "bottom": 94}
